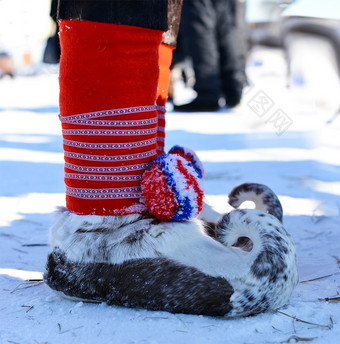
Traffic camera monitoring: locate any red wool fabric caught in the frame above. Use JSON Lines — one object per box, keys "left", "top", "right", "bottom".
{"left": 141, "top": 166, "right": 178, "bottom": 221}
{"left": 59, "top": 20, "right": 163, "bottom": 216}
{"left": 156, "top": 43, "right": 173, "bottom": 155}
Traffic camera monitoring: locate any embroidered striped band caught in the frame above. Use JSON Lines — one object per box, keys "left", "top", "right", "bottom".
{"left": 65, "top": 173, "right": 142, "bottom": 181}
{"left": 64, "top": 149, "right": 156, "bottom": 162}
{"left": 156, "top": 105, "right": 166, "bottom": 114}
{"left": 60, "top": 117, "right": 158, "bottom": 127}
{"left": 62, "top": 128, "right": 157, "bottom": 136}
{"left": 66, "top": 186, "right": 142, "bottom": 199}
{"left": 63, "top": 138, "right": 157, "bottom": 150}
{"left": 65, "top": 162, "right": 150, "bottom": 173}
{"left": 59, "top": 105, "right": 157, "bottom": 122}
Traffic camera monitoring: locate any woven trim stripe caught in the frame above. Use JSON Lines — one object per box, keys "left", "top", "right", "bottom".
{"left": 60, "top": 105, "right": 157, "bottom": 122}
{"left": 60, "top": 117, "right": 158, "bottom": 127}
{"left": 156, "top": 137, "right": 165, "bottom": 142}
{"left": 157, "top": 126, "right": 165, "bottom": 133}
{"left": 66, "top": 186, "right": 142, "bottom": 199}
{"left": 157, "top": 113, "right": 165, "bottom": 120}
{"left": 65, "top": 173, "right": 142, "bottom": 181}
{"left": 63, "top": 138, "right": 157, "bottom": 150}
{"left": 61, "top": 105, "right": 158, "bottom": 203}
{"left": 62, "top": 128, "right": 157, "bottom": 136}
{"left": 65, "top": 162, "right": 150, "bottom": 173}
{"left": 64, "top": 149, "right": 156, "bottom": 162}
{"left": 156, "top": 105, "right": 166, "bottom": 114}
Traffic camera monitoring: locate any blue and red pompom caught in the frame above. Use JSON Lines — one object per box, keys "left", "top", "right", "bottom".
{"left": 168, "top": 145, "right": 205, "bottom": 179}
{"left": 141, "top": 147, "right": 204, "bottom": 222}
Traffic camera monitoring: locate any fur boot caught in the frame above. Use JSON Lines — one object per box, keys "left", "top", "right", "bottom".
{"left": 45, "top": 183, "right": 298, "bottom": 317}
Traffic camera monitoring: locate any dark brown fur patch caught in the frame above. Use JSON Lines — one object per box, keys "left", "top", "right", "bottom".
{"left": 44, "top": 249, "right": 234, "bottom": 316}
{"left": 232, "top": 236, "right": 254, "bottom": 252}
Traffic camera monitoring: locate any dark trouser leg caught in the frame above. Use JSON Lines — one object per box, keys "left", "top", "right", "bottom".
{"left": 214, "top": 0, "right": 245, "bottom": 107}
{"left": 42, "top": 0, "right": 60, "bottom": 64}
{"left": 58, "top": 0, "right": 168, "bottom": 30}
{"left": 180, "top": 0, "right": 220, "bottom": 104}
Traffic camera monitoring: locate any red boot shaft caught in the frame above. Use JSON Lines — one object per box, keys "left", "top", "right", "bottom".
{"left": 59, "top": 20, "right": 162, "bottom": 215}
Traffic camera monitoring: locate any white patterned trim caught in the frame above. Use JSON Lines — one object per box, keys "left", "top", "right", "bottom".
{"left": 157, "top": 126, "right": 165, "bottom": 133}
{"left": 66, "top": 186, "right": 142, "bottom": 199}
{"left": 156, "top": 105, "right": 166, "bottom": 114}
{"left": 63, "top": 138, "right": 156, "bottom": 150}
{"left": 62, "top": 128, "right": 157, "bottom": 136}
{"left": 156, "top": 136, "right": 165, "bottom": 142}
{"left": 157, "top": 113, "right": 165, "bottom": 120}
{"left": 60, "top": 117, "right": 158, "bottom": 127}
{"left": 64, "top": 149, "right": 156, "bottom": 162}
{"left": 65, "top": 173, "right": 142, "bottom": 182}
{"left": 60, "top": 105, "right": 158, "bottom": 202}
{"left": 59, "top": 105, "right": 157, "bottom": 122}
{"left": 65, "top": 162, "right": 150, "bottom": 173}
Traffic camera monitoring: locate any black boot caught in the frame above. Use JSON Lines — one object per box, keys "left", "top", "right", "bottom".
{"left": 223, "top": 73, "right": 244, "bottom": 108}
{"left": 173, "top": 97, "right": 219, "bottom": 112}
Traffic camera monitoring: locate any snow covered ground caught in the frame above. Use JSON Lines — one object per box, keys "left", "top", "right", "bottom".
{"left": 1, "top": 47, "right": 340, "bottom": 343}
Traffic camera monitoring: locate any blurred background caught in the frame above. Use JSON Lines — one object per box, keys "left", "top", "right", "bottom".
{"left": 246, "top": 0, "right": 340, "bottom": 117}
{"left": 0, "top": 0, "right": 53, "bottom": 76}
{"left": 1, "top": 0, "right": 340, "bottom": 119}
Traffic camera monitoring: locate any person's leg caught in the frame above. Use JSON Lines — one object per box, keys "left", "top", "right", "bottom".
{"left": 174, "top": 0, "right": 220, "bottom": 112}
{"left": 43, "top": 0, "right": 61, "bottom": 64}
{"left": 214, "top": 0, "right": 246, "bottom": 108}
{"left": 46, "top": 0, "right": 210, "bottom": 311}
{"left": 57, "top": 0, "right": 167, "bottom": 216}
{"left": 45, "top": 1, "right": 298, "bottom": 317}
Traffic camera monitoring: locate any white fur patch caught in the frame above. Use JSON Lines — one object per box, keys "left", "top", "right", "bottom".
{"left": 199, "top": 199, "right": 224, "bottom": 223}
